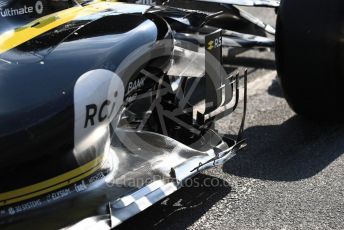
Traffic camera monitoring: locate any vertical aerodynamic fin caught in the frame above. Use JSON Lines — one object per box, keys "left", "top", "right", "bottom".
{"left": 205, "top": 29, "right": 228, "bottom": 113}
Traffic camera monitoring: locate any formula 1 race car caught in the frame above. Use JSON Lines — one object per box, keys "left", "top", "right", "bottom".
{"left": 0, "top": 0, "right": 342, "bottom": 229}
{"left": 0, "top": 1, "right": 249, "bottom": 229}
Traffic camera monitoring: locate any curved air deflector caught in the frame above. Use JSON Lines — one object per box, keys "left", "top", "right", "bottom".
{"left": 144, "top": 13, "right": 171, "bottom": 40}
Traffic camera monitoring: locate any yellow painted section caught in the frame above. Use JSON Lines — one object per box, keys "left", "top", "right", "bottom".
{"left": 0, "top": 154, "right": 105, "bottom": 207}
{"left": 0, "top": 1, "right": 119, "bottom": 54}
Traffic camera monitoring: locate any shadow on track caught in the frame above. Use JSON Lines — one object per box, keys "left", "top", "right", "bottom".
{"left": 223, "top": 116, "right": 344, "bottom": 181}
{"left": 267, "top": 78, "right": 284, "bottom": 98}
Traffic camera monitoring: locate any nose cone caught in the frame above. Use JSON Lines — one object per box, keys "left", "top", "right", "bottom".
{"left": 0, "top": 4, "right": 173, "bottom": 210}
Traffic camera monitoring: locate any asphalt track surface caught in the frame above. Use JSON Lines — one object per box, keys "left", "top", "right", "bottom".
{"left": 116, "top": 7, "right": 344, "bottom": 230}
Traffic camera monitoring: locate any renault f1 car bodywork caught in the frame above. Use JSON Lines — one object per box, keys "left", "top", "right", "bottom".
{"left": 0, "top": 0, "right": 281, "bottom": 229}
{"left": 0, "top": 0, "right": 339, "bottom": 228}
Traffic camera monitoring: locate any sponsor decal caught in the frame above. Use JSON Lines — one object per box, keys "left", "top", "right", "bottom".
{"left": 7, "top": 200, "right": 42, "bottom": 215}
{"left": 0, "top": 5, "right": 33, "bottom": 17}
{"left": 8, "top": 207, "right": 15, "bottom": 215}
{"left": 126, "top": 94, "right": 137, "bottom": 103}
{"left": 0, "top": 0, "right": 43, "bottom": 17}
{"left": 50, "top": 188, "right": 71, "bottom": 201}
{"left": 207, "top": 37, "right": 222, "bottom": 51}
{"left": 88, "top": 171, "right": 105, "bottom": 184}
{"left": 126, "top": 77, "right": 145, "bottom": 95}
{"left": 74, "top": 180, "right": 87, "bottom": 192}
{"left": 74, "top": 69, "right": 124, "bottom": 154}
{"left": 0, "top": 168, "right": 110, "bottom": 218}
{"left": 35, "top": 0, "right": 43, "bottom": 14}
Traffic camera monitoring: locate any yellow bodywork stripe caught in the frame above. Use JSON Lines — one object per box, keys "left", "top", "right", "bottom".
{"left": 0, "top": 2, "right": 118, "bottom": 54}
{"left": 0, "top": 154, "right": 105, "bottom": 207}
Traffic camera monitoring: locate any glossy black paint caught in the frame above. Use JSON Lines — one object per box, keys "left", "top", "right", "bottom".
{"left": 0, "top": 5, "right": 173, "bottom": 192}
